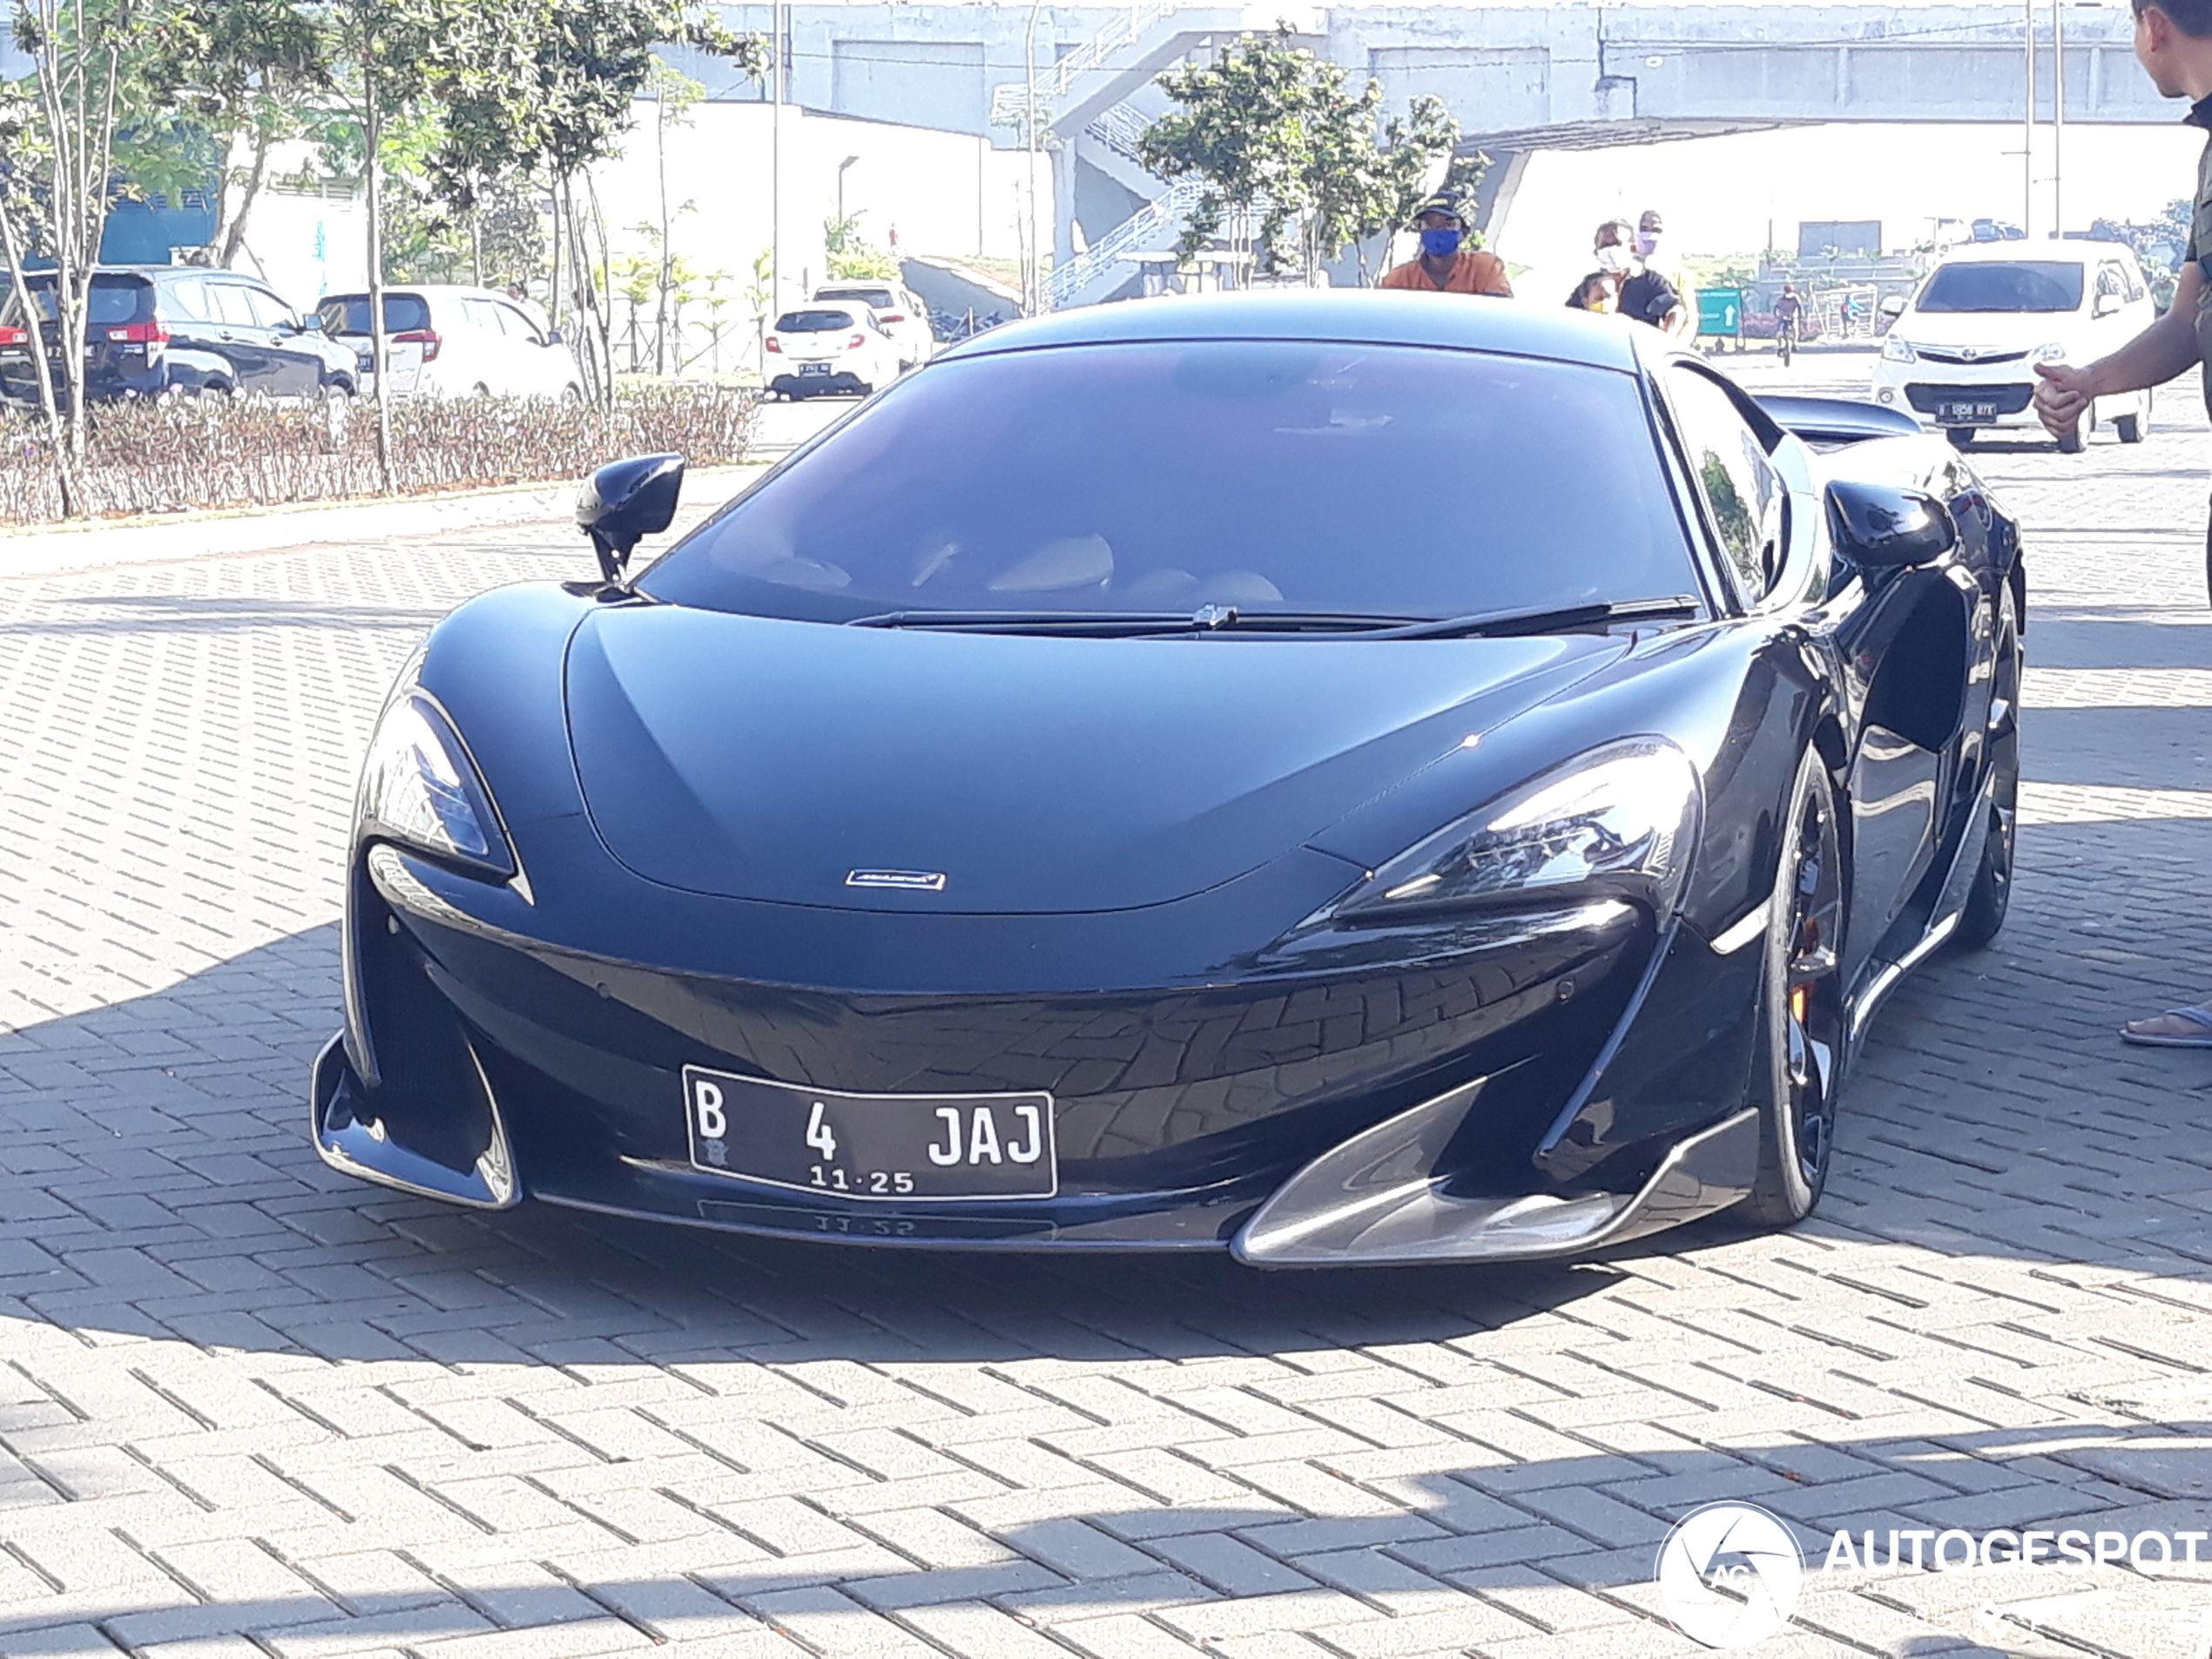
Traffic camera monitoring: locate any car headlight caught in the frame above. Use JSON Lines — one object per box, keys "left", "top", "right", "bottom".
{"left": 2034, "top": 341, "right": 2067, "bottom": 363}
{"left": 1880, "top": 334, "right": 1915, "bottom": 364}
{"left": 1314, "top": 739, "right": 1702, "bottom": 926}
{"left": 357, "top": 691, "right": 514, "bottom": 877}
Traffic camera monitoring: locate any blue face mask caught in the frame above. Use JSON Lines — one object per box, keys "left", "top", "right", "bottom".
{"left": 1419, "top": 227, "right": 1463, "bottom": 259}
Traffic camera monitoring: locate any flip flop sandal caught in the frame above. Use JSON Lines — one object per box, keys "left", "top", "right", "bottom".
{"left": 2121, "top": 1006, "right": 2212, "bottom": 1047}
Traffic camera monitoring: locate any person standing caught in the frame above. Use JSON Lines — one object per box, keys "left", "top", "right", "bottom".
{"left": 1584, "top": 219, "right": 1686, "bottom": 334}
{"left": 2034, "top": 0, "right": 2212, "bottom": 1044}
{"left": 1636, "top": 209, "right": 1699, "bottom": 341}
{"left": 1379, "top": 193, "right": 1514, "bottom": 297}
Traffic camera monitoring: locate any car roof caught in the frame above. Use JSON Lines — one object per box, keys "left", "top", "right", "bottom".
{"left": 934, "top": 289, "right": 1645, "bottom": 373}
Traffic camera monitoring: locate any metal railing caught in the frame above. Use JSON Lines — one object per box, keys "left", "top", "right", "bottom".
{"left": 1084, "top": 101, "right": 1150, "bottom": 166}
{"left": 1047, "top": 0, "right": 1178, "bottom": 99}
{"left": 1047, "top": 179, "right": 1204, "bottom": 307}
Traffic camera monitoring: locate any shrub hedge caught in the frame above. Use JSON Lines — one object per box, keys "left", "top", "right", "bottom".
{"left": 0, "top": 384, "right": 759, "bottom": 526}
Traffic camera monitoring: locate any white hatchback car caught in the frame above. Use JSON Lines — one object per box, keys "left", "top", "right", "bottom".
{"left": 1869, "top": 243, "right": 2155, "bottom": 451}
{"left": 317, "top": 285, "right": 584, "bottom": 400}
{"left": 764, "top": 305, "right": 900, "bottom": 399}
{"left": 809, "top": 282, "right": 934, "bottom": 371}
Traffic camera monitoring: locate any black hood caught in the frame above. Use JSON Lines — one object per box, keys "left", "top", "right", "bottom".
{"left": 565, "top": 606, "right": 1624, "bottom": 914}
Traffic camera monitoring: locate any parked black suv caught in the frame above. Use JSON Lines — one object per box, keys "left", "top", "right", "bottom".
{"left": 0, "top": 266, "right": 359, "bottom": 407}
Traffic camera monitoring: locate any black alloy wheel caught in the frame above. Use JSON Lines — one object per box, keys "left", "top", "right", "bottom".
{"left": 1743, "top": 751, "right": 1848, "bottom": 1227}
{"left": 1953, "top": 583, "right": 2021, "bottom": 950}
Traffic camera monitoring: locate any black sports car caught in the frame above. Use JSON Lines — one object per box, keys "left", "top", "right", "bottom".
{"left": 313, "top": 291, "right": 2022, "bottom": 1265}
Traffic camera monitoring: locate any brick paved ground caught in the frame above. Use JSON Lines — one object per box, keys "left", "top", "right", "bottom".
{"left": 0, "top": 347, "right": 2209, "bottom": 1659}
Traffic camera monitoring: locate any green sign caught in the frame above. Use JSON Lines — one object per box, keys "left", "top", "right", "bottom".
{"left": 1698, "top": 287, "right": 1744, "bottom": 336}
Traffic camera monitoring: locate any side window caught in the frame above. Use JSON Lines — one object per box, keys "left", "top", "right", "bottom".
{"left": 2096, "top": 264, "right": 2124, "bottom": 300}
{"left": 206, "top": 283, "right": 259, "bottom": 327}
{"left": 1665, "top": 367, "right": 1786, "bottom": 599}
{"left": 243, "top": 287, "right": 295, "bottom": 329}
{"left": 492, "top": 302, "right": 539, "bottom": 341}
{"left": 160, "top": 276, "right": 209, "bottom": 321}
{"left": 461, "top": 297, "right": 503, "bottom": 335}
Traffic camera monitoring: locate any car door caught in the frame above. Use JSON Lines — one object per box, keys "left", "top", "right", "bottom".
{"left": 204, "top": 280, "right": 278, "bottom": 393}
{"left": 1662, "top": 361, "right": 1966, "bottom": 984}
{"left": 241, "top": 284, "right": 320, "bottom": 396}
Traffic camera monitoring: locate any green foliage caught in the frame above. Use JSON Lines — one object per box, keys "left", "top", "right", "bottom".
{"left": 1136, "top": 26, "right": 1459, "bottom": 277}
{"left": 822, "top": 211, "right": 899, "bottom": 280}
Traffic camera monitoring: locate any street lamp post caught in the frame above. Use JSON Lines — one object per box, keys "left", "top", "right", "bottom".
{"left": 1025, "top": 0, "right": 1046, "bottom": 316}
{"left": 2054, "top": 0, "right": 2067, "bottom": 238}
{"left": 837, "top": 155, "right": 860, "bottom": 230}
{"left": 2023, "top": 0, "right": 2035, "bottom": 239}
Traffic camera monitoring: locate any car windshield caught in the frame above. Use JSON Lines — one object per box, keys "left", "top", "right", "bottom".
{"left": 317, "top": 293, "right": 433, "bottom": 334}
{"left": 1916, "top": 260, "right": 2085, "bottom": 314}
{"left": 2, "top": 275, "right": 149, "bottom": 326}
{"left": 819, "top": 289, "right": 896, "bottom": 309}
{"left": 640, "top": 340, "right": 1699, "bottom": 624}
{"left": 776, "top": 309, "right": 858, "bottom": 333}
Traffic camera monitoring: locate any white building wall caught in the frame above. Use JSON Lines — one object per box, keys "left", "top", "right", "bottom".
{"left": 585, "top": 100, "right": 1049, "bottom": 316}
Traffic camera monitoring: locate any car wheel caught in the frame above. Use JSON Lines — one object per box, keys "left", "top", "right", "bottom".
{"left": 562, "top": 383, "right": 583, "bottom": 401}
{"left": 2116, "top": 411, "right": 2145, "bottom": 444}
{"left": 1742, "top": 749, "right": 1848, "bottom": 1229}
{"left": 1952, "top": 586, "right": 2021, "bottom": 951}
{"left": 1946, "top": 428, "right": 1975, "bottom": 451}
{"left": 321, "top": 380, "right": 355, "bottom": 402}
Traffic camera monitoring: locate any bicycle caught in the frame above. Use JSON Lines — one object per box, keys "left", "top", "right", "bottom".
{"left": 1777, "top": 314, "right": 1801, "bottom": 368}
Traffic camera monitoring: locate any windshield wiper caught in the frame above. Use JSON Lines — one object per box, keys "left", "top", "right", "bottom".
{"left": 1358, "top": 596, "right": 1702, "bottom": 641}
{"left": 840, "top": 598, "right": 1697, "bottom": 639}
{"left": 842, "top": 607, "right": 1423, "bottom": 636}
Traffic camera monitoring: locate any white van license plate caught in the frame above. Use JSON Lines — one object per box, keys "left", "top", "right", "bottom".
{"left": 1937, "top": 401, "right": 1998, "bottom": 424}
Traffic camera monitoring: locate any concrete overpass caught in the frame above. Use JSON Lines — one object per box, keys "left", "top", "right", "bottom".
{"left": 680, "top": 3, "right": 2181, "bottom": 307}
{"left": 9, "top": 5, "right": 2163, "bottom": 307}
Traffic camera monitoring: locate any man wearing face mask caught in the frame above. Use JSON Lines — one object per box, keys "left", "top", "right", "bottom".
{"left": 1636, "top": 209, "right": 1698, "bottom": 341}
{"left": 1583, "top": 218, "right": 1687, "bottom": 334}
{"left": 1379, "top": 193, "right": 1514, "bottom": 296}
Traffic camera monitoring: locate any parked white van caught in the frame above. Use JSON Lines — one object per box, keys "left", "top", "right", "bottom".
{"left": 1868, "top": 242, "right": 2155, "bottom": 452}
{"left": 317, "top": 285, "right": 583, "bottom": 401}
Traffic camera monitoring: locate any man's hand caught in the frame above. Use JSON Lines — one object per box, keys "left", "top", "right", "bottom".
{"left": 2033, "top": 361, "right": 2095, "bottom": 439}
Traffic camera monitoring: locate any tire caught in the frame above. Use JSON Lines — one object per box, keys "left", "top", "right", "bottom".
{"left": 2116, "top": 411, "right": 2145, "bottom": 444}
{"left": 1946, "top": 428, "right": 1975, "bottom": 451}
{"left": 1952, "top": 584, "right": 2021, "bottom": 951}
{"left": 2056, "top": 425, "right": 2085, "bottom": 455}
{"left": 469, "top": 382, "right": 492, "bottom": 399}
{"left": 321, "top": 379, "right": 354, "bottom": 402}
{"left": 1741, "top": 749, "right": 1849, "bottom": 1229}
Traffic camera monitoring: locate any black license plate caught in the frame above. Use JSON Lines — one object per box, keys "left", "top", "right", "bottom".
{"left": 799, "top": 361, "right": 832, "bottom": 376}
{"left": 683, "top": 1066, "right": 1056, "bottom": 1201}
{"left": 1937, "top": 401, "right": 1998, "bottom": 424}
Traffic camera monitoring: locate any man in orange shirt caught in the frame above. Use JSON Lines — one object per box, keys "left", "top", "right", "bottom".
{"left": 1378, "top": 194, "right": 1514, "bottom": 298}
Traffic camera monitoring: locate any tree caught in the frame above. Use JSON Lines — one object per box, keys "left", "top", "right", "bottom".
{"left": 420, "top": 0, "right": 768, "bottom": 402}
{"left": 139, "top": 0, "right": 334, "bottom": 266}
{"left": 1, "top": 0, "right": 158, "bottom": 516}
{"left": 1136, "top": 27, "right": 1457, "bottom": 282}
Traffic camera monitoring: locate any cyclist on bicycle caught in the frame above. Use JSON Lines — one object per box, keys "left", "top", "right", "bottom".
{"left": 1775, "top": 284, "right": 1805, "bottom": 358}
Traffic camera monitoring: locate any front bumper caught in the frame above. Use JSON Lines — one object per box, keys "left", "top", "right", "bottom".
{"left": 312, "top": 840, "right": 1767, "bottom": 1263}
{"left": 1868, "top": 358, "right": 2040, "bottom": 428}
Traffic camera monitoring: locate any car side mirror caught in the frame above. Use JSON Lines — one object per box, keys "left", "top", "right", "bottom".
{"left": 1826, "top": 480, "right": 1958, "bottom": 571}
{"left": 577, "top": 452, "right": 685, "bottom": 584}
{"left": 1878, "top": 294, "right": 1906, "bottom": 320}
